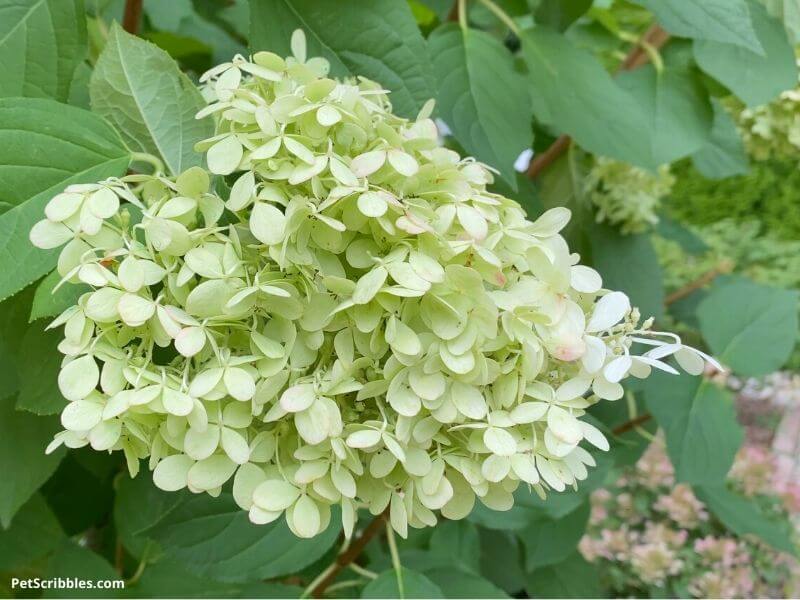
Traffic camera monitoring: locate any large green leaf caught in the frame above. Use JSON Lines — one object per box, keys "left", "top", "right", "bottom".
{"left": 126, "top": 559, "right": 303, "bottom": 599}
{"left": 534, "top": 0, "right": 592, "bottom": 32}
{"left": 362, "top": 567, "right": 444, "bottom": 599}
{"left": 520, "top": 501, "right": 590, "bottom": 570}
{"left": 0, "top": 0, "right": 87, "bottom": 102}
{"left": 694, "top": 0, "right": 797, "bottom": 107}
{"left": 43, "top": 542, "right": 121, "bottom": 598}
{"left": 0, "top": 394, "right": 65, "bottom": 527}
{"left": 524, "top": 552, "right": 601, "bottom": 599}
{"left": 15, "top": 323, "right": 64, "bottom": 415}
{"left": 0, "top": 98, "right": 129, "bottom": 301}
{"left": 0, "top": 97, "right": 128, "bottom": 207}
{"left": 764, "top": 0, "right": 800, "bottom": 43}
{"left": 29, "top": 269, "right": 89, "bottom": 322}
{"left": 631, "top": 0, "right": 763, "bottom": 53}
{"left": 428, "top": 24, "right": 531, "bottom": 186}
{"left": 694, "top": 484, "right": 797, "bottom": 555}
{"left": 424, "top": 567, "right": 508, "bottom": 599}
{"left": 645, "top": 373, "right": 743, "bottom": 485}
{"left": 428, "top": 519, "right": 480, "bottom": 573}
{"left": 478, "top": 529, "right": 525, "bottom": 595}
{"left": 146, "top": 492, "right": 341, "bottom": 582}
{"left": 588, "top": 224, "right": 665, "bottom": 321}
{"left": 521, "top": 27, "right": 656, "bottom": 170}
{"left": 617, "top": 64, "right": 713, "bottom": 165}
{"left": 249, "top": 0, "right": 435, "bottom": 118}
{"left": 691, "top": 98, "right": 750, "bottom": 179}
{"left": 697, "top": 278, "right": 798, "bottom": 376}
{"left": 115, "top": 472, "right": 185, "bottom": 559}
{"left": 90, "top": 23, "right": 212, "bottom": 176}
{"left": 0, "top": 494, "right": 64, "bottom": 571}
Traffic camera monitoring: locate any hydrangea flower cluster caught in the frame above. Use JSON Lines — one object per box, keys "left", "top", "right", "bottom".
{"left": 732, "top": 66, "right": 800, "bottom": 162}
{"left": 30, "top": 31, "right": 713, "bottom": 540}
{"left": 580, "top": 442, "right": 800, "bottom": 598}
{"left": 584, "top": 157, "right": 675, "bottom": 235}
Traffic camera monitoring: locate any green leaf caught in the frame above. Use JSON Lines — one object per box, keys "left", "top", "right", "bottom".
{"left": 249, "top": 0, "right": 435, "bottom": 119}
{"left": 43, "top": 541, "right": 121, "bottom": 598}
{"left": 588, "top": 224, "right": 665, "bottom": 321}
{"left": 90, "top": 23, "right": 212, "bottom": 176}
{"left": 0, "top": 97, "right": 128, "bottom": 208}
{"left": 694, "top": 0, "right": 797, "bottom": 107}
{"left": 0, "top": 395, "right": 65, "bottom": 527}
{"left": 617, "top": 64, "right": 713, "bottom": 165}
{"left": 0, "top": 97, "right": 129, "bottom": 301}
{"left": 520, "top": 501, "right": 590, "bottom": 570}
{"left": 654, "top": 214, "right": 708, "bottom": 255}
{"left": 146, "top": 492, "right": 341, "bottom": 582}
{"left": 694, "top": 484, "right": 797, "bottom": 555}
{"left": 697, "top": 278, "right": 798, "bottom": 376}
{"left": 16, "top": 322, "right": 65, "bottom": 415}
{"left": 424, "top": 566, "right": 509, "bottom": 598}
{"left": 115, "top": 472, "right": 185, "bottom": 559}
{"left": 521, "top": 27, "right": 655, "bottom": 170}
{"left": 691, "top": 98, "right": 750, "bottom": 179}
{"left": 30, "top": 269, "right": 89, "bottom": 322}
{"left": 630, "top": 0, "right": 764, "bottom": 53}
{"left": 645, "top": 373, "right": 743, "bottom": 485}
{"left": 534, "top": 0, "right": 592, "bottom": 32}
{"left": 41, "top": 450, "right": 118, "bottom": 535}
{"left": 0, "top": 494, "right": 64, "bottom": 571}
{"left": 362, "top": 567, "right": 444, "bottom": 599}
{"left": 0, "top": 0, "right": 87, "bottom": 102}
{"left": 428, "top": 519, "right": 480, "bottom": 573}
{"left": 477, "top": 529, "right": 525, "bottom": 595}
{"left": 126, "top": 559, "right": 303, "bottom": 598}
{"left": 524, "top": 551, "right": 601, "bottom": 599}
{"left": 144, "top": 0, "right": 246, "bottom": 65}
{"left": 428, "top": 24, "right": 532, "bottom": 187}
{"left": 763, "top": 0, "right": 800, "bottom": 43}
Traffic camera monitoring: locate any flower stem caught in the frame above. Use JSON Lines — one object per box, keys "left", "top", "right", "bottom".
{"left": 477, "top": 0, "right": 520, "bottom": 35}
{"left": 385, "top": 520, "right": 405, "bottom": 598}
{"left": 307, "top": 510, "right": 388, "bottom": 598}
{"left": 129, "top": 152, "right": 165, "bottom": 175}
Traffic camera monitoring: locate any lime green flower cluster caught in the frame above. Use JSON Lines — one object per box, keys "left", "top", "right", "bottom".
{"left": 584, "top": 157, "right": 675, "bottom": 235}
{"left": 732, "top": 68, "right": 800, "bottom": 162}
{"left": 29, "top": 32, "right": 712, "bottom": 540}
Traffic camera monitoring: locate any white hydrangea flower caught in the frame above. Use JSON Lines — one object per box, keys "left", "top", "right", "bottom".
{"left": 30, "top": 30, "right": 716, "bottom": 540}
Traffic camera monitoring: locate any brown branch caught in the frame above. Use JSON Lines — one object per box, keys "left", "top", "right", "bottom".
{"left": 447, "top": 0, "right": 460, "bottom": 23}
{"left": 122, "top": 0, "right": 143, "bottom": 35}
{"left": 311, "top": 511, "right": 388, "bottom": 598}
{"left": 664, "top": 260, "right": 733, "bottom": 306}
{"left": 612, "top": 413, "right": 652, "bottom": 435}
{"left": 526, "top": 24, "right": 670, "bottom": 179}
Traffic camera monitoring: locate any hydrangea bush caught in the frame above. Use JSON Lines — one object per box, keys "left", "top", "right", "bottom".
{"left": 580, "top": 442, "right": 800, "bottom": 598}
{"left": 29, "top": 32, "right": 714, "bottom": 540}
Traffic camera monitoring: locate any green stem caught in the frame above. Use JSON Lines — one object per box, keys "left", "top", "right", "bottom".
{"left": 349, "top": 563, "right": 378, "bottom": 580}
{"left": 477, "top": 0, "right": 520, "bottom": 35}
{"left": 457, "top": 0, "right": 468, "bottom": 30}
{"left": 386, "top": 520, "right": 404, "bottom": 598}
{"left": 129, "top": 151, "right": 165, "bottom": 175}
{"left": 301, "top": 562, "right": 338, "bottom": 599}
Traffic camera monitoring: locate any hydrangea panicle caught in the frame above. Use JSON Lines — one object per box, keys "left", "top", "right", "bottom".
{"left": 30, "top": 30, "right": 716, "bottom": 540}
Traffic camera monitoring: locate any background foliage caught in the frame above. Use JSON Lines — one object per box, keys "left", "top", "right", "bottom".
{"left": 0, "top": 0, "right": 799, "bottom": 598}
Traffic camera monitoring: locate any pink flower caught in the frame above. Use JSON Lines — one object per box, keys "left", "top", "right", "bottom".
{"left": 630, "top": 542, "right": 682, "bottom": 586}
{"left": 653, "top": 484, "right": 708, "bottom": 528}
